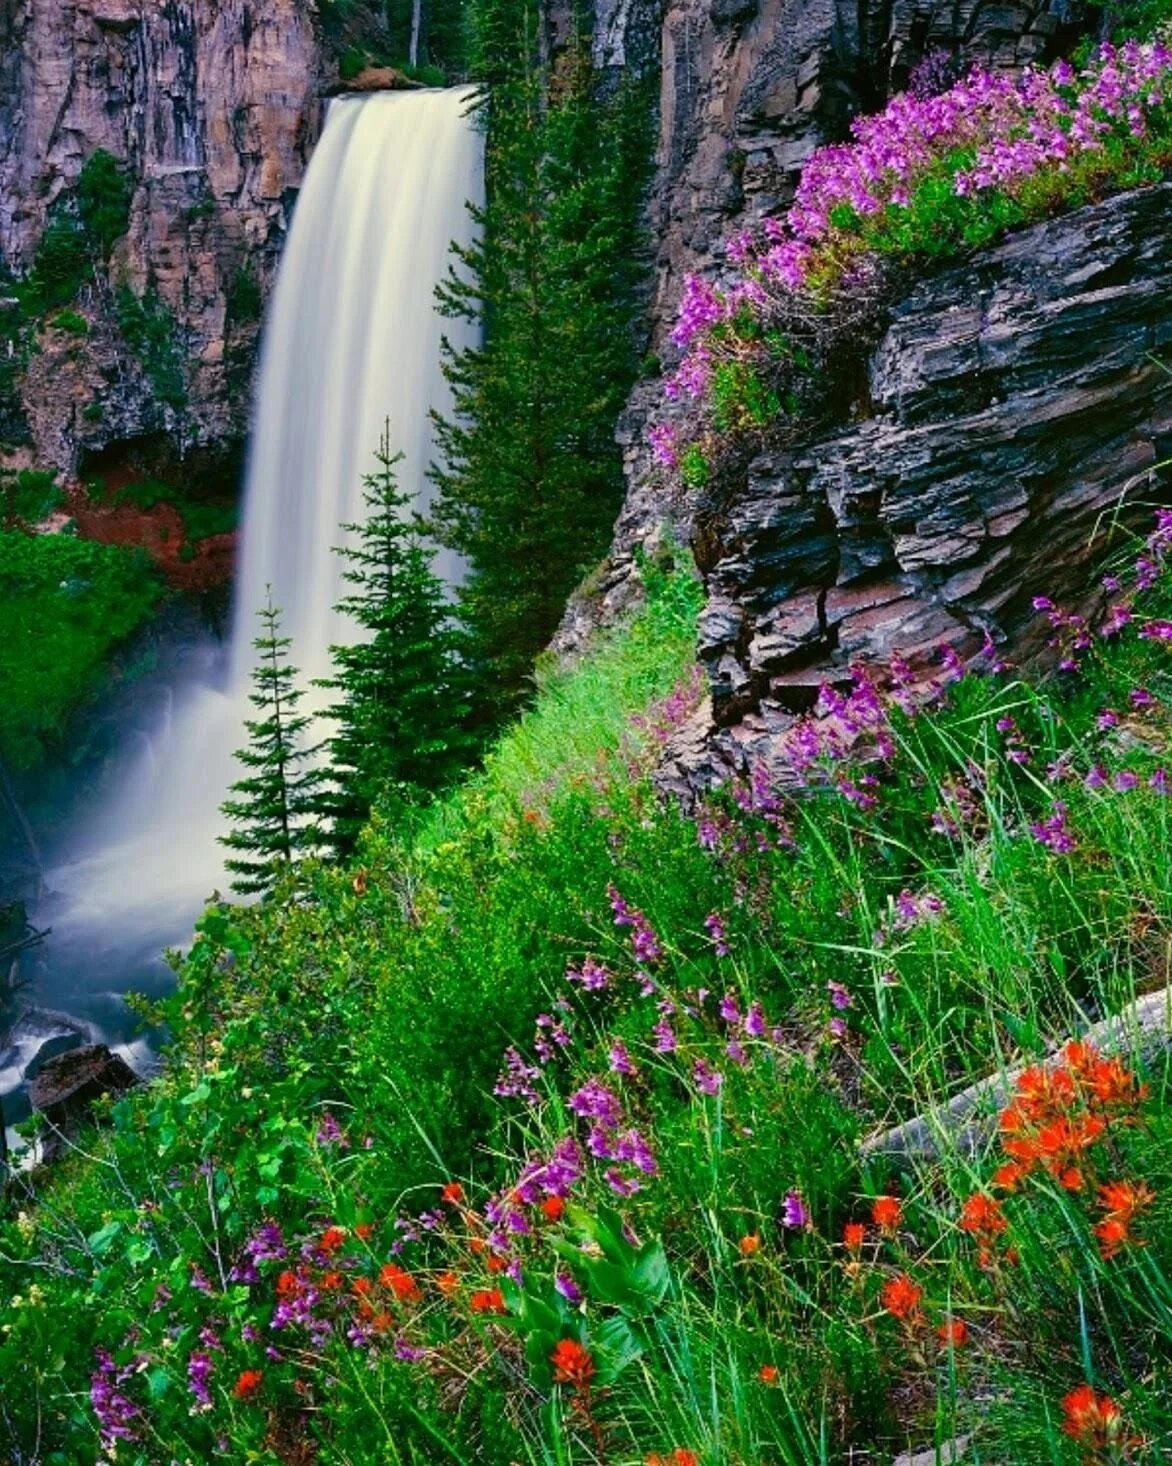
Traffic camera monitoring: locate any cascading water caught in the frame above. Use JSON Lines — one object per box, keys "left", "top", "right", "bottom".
{"left": 3, "top": 88, "right": 484, "bottom": 1122}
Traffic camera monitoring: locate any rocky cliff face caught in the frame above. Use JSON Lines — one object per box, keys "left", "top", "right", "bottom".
{"left": 0, "top": 0, "right": 324, "bottom": 475}
{"left": 560, "top": 0, "right": 1171, "bottom": 787}
{"left": 689, "top": 182, "right": 1172, "bottom": 781}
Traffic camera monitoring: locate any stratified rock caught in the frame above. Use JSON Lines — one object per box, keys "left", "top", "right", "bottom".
{"left": 28, "top": 1042, "right": 138, "bottom": 1128}
{"left": 698, "top": 182, "right": 1172, "bottom": 746}
{"left": 0, "top": 0, "right": 325, "bottom": 470}
{"left": 327, "top": 65, "right": 423, "bottom": 94}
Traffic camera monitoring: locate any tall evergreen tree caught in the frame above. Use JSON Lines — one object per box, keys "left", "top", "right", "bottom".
{"left": 430, "top": 0, "right": 655, "bottom": 727}
{"left": 319, "top": 423, "right": 472, "bottom": 856}
{"left": 220, "top": 594, "right": 324, "bottom": 897}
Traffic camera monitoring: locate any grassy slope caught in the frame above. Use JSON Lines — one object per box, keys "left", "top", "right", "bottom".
{"left": 1, "top": 546, "right": 1171, "bottom": 1465}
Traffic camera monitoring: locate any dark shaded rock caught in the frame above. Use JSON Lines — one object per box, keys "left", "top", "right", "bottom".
{"left": 692, "top": 183, "right": 1172, "bottom": 749}
{"left": 28, "top": 1044, "right": 138, "bottom": 1128}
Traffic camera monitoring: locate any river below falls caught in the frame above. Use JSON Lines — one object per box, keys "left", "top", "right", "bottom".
{"left": 1, "top": 610, "right": 231, "bottom": 1146}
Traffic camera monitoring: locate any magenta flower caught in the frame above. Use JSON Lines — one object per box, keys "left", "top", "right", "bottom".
{"left": 781, "top": 1191, "right": 811, "bottom": 1229}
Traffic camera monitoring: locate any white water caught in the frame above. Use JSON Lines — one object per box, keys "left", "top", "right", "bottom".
{"left": 21, "top": 88, "right": 484, "bottom": 1036}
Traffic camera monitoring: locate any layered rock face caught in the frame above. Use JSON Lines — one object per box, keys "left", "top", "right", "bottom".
{"left": 0, "top": 0, "right": 323, "bottom": 472}
{"left": 695, "top": 183, "right": 1172, "bottom": 776}
{"left": 650, "top": 0, "right": 1094, "bottom": 335}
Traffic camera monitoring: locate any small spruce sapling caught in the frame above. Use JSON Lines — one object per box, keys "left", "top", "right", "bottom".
{"left": 220, "top": 592, "right": 324, "bottom": 896}
{"left": 319, "top": 423, "right": 474, "bottom": 856}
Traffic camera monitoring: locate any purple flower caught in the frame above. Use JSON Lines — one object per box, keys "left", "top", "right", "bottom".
{"left": 315, "top": 1110, "right": 348, "bottom": 1148}
{"left": 1029, "top": 801, "right": 1076, "bottom": 854}
{"left": 188, "top": 1351, "right": 214, "bottom": 1411}
{"left": 693, "top": 1058, "right": 724, "bottom": 1096}
{"left": 1113, "top": 770, "right": 1139, "bottom": 792}
{"left": 568, "top": 1078, "right": 624, "bottom": 1128}
{"left": 781, "top": 1191, "right": 810, "bottom": 1229}
{"left": 827, "top": 981, "right": 852, "bottom": 1011}
{"left": 608, "top": 1040, "right": 635, "bottom": 1075}
{"left": 91, "top": 1351, "right": 141, "bottom": 1453}
{"left": 567, "top": 956, "right": 611, "bottom": 992}
{"left": 555, "top": 1270, "right": 584, "bottom": 1305}
{"left": 704, "top": 911, "right": 731, "bottom": 957}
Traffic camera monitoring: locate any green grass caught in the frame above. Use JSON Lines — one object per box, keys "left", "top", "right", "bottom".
{"left": 0, "top": 529, "right": 162, "bottom": 769}
{"left": 1, "top": 539, "right": 1171, "bottom": 1464}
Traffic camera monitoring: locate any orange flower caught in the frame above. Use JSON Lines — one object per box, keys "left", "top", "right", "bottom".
{"left": 1061, "top": 1384, "right": 1126, "bottom": 1447}
{"left": 469, "top": 1286, "right": 506, "bottom": 1315}
{"left": 758, "top": 1364, "right": 779, "bottom": 1385}
{"left": 842, "top": 1222, "right": 866, "bottom": 1251}
{"left": 738, "top": 1233, "right": 762, "bottom": 1257}
{"left": 959, "top": 1193, "right": 1006, "bottom": 1238}
{"left": 320, "top": 1270, "right": 343, "bottom": 1292}
{"left": 486, "top": 1255, "right": 506, "bottom": 1274}
{"left": 442, "top": 1182, "right": 465, "bottom": 1205}
{"left": 1094, "top": 1180, "right": 1155, "bottom": 1258}
{"left": 435, "top": 1270, "right": 460, "bottom": 1296}
{"left": 276, "top": 1270, "right": 300, "bottom": 1299}
{"left": 881, "top": 1273, "right": 923, "bottom": 1321}
{"left": 1059, "top": 1167, "right": 1084, "bottom": 1192}
{"left": 937, "top": 1319, "right": 968, "bottom": 1348}
{"left": 355, "top": 1222, "right": 375, "bottom": 1241}
{"left": 991, "top": 1162, "right": 1029, "bottom": 1192}
{"left": 319, "top": 1226, "right": 346, "bottom": 1256}
{"left": 380, "top": 1263, "right": 422, "bottom": 1302}
{"left": 468, "top": 1236, "right": 488, "bottom": 1255}
{"left": 372, "top": 1311, "right": 393, "bottom": 1333}
{"left": 646, "top": 1453, "right": 700, "bottom": 1466}
{"left": 550, "top": 1337, "right": 595, "bottom": 1389}
{"left": 233, "top": 1369, "right": 264, "bottom": 1401}
{"left": 1084, "top": 1054, "right": 1148, "bottom": 1110}
{"left": 871, "top": 1195, "right": 902, "bottom": 1234}
{"left": 353, "top": 1277, "right": 373, "bottom": 1298}
{"left": 540, "top": 1196, "right": 566, "bottom": 1222}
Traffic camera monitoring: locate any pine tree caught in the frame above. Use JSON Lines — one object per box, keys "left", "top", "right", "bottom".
{"left": 319, "top": 423, "right": 473, "bottom": 856}
{"left": 430, "top": 0, "right": 654, "bottom": 727}
{"left": 219, "top": 593, "right": 324, "bottom": 897}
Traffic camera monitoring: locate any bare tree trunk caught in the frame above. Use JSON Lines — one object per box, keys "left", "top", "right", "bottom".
{"left": 409, "top": 0, "right": 422, "bottom": 68}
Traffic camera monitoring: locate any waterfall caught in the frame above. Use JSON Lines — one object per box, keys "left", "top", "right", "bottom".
{"left": 25, "top": 87, "right": 485, "bottom": 1043}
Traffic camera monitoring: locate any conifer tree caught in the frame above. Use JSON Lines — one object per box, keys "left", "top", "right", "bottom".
{"left": 430, "top": 0, "right": 654, "bottom": 727}
{"left": 319, "top": 423, "right": 472, "bottom": 856}
{"left": 219, "top": 593, "right": 323, "bottom": 897}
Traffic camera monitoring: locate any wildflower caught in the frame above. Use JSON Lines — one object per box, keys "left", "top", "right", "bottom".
{"left": 188, "top": 1351, "right": 214, "bottom": 1411}
{"left": 380, "top": 1263, "right": 422, "bottom": 1302}
{"left": 232, "top": 1369, "right": 263, "bottom": 1401}
{"left": 551, "top": 1337, "right": 595, "bottom": 1389}
{"left": 1094, "top": 1180, "right": 1155, "bottom": 1258}
{"left": 355, "top": 1222, "right": 375, "bottom": 1241}
{"left": 436, "top": 1270, "right": 459, "bottom": 1296}
{"left": 91, "top": 1350, "right": 141, "bottom": 1454}
{"left": 843, "top": 1222, "right": 866, "bottom": 1251}
{"left": 871, "top": 1195, "right": 902, "bottom": 1234}
{"left": 937, "top": 1319, "right": 968, "bottom": 1348}
{"left": 739, "top": 1233, "right": 762, "bottom": 1256}
{"left": 759, "top": 1363, "right": 780, "bottom": 1384}
{"left": 319, "top": 1226, "right": 347, "bottom": 1256}
{"left": 781, "top": 1191, "right": 810, "bottom": 1230}
{"left": 959, "top": 1193, "right": 1007, "bottom": 1237}
{"left": 881, "top": 1273, "right": 923, "bottom": 1321}
{"left": 315, "top": 1110, "right": 347, "bottom": 1147}
{"left": 441, "top": 1182, "right": 465, "bottom": 1204}
{"left": 540, "top": 1196, "right": 566, "bottom": 1222}
{"left": 555, "top": 1270, "right": 584, "bottom": 1305}
{"left": 827, "top": 981, "right": 852, "bottom": 1010}
{"left": 469, "top": 1287, "right": 506, "bottom": 1315}
{"left": 704, "top": 911, "right": 731, "bottom": 956}
{"left": 646, "top": 1452, "right": 700, "bottom": 1466}
{"left": 693, "top": 1058, "right": 724, "bottom": 1095}
{"left": 608, "top": 1041, "right": 635, "bottom": 1075}
{"left": 1061, "top": 1384, "right": 1127, "bottom": 1449}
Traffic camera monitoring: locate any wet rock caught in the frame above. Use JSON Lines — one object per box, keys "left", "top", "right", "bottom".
{"left": 28, "top": 1044, "right": 138, "bottom": 1129}
{"left": 327, "top": 65, "right": 423, "bottom": 94}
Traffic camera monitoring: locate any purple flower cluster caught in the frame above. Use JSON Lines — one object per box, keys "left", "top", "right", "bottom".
{"left": 659, "top": 39, "right": 1172, "bottom": 420}
{"left": 609, "top": 883, "right": 664, "bottom": 965}
{"left": 230, "top": 1221, "right": 287, "bottom": 1285}
{"left": 91, "top": 1349, "right": 142, "bottom": 1455}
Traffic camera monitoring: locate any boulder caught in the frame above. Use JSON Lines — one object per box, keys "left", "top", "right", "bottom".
{"left": 28, "top": 1044, "right": 138, "bottom": 1129}
{"left": 328, "top": 66, "right": 424, "bottom": 95}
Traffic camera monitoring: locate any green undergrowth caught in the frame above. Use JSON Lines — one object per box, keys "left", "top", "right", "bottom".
{"left": 2, "top": 533, "right": 1172, "bottom": 1464}
{"left": 0, "top": 530, "right": 162, "bottom": 771}
{"left": 94, "top": 475, "right": 239, "bottom": 545}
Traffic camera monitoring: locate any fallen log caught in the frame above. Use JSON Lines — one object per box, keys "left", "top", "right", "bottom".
{"left": 862, "top": 985, "right": 1172, "bottom": 1164}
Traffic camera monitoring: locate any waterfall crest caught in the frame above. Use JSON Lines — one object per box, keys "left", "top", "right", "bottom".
{"left": 31, "top": 87, "right": 484, "bottom": 1028}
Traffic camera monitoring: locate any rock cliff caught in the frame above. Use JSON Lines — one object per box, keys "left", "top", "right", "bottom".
{"left": 0, "top": 0, "right": 324, "bottom": 475}
{"left": 561, "top": 0, "right": 1172, "bottom": 789}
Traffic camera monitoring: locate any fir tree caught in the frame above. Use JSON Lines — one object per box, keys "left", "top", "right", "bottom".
{"left": 319, "top": 423, "right": 472, "bottom": 856}
{"left": 430, "top": 0, "right": 655, "bottom": 727}
{"left": 219, "top": 593, "right": 323, "bottom": 897}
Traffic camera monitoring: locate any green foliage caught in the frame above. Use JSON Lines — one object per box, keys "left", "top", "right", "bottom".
{"left": 75, "top": 149, "right": 134, "bottom": 261}
{"left": 431, "top": 4, "right": 655, "bottom": 726}
{"left": 50, "top": 308, "right": 89, "bottom": 337}
{"left": 220, "top": 594, "right": 325, "bottom": 897}
{"left": 107, "top": 476, "right": 238, "bottom": 544}
{"left": 0, "top": 467, "right": 61, "bottom": 527}
{"left": 115, "top": 284, "right": 188, "bottom": 412}
{"left": 22, "top": 149, "right": 131, "bottom": 314}
{"left": 0, "top": 529, "right": 161, "bottom": 769}
{"left": 317, "top": 425, "right": 476, "bottom": 856}
{"left": 226, "top": 266, "right": 263, "bottom": 327}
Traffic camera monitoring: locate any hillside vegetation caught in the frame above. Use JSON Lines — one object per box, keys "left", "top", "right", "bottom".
{"left": 2, "top": 525, "right": 1171, "bottom": 1462}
